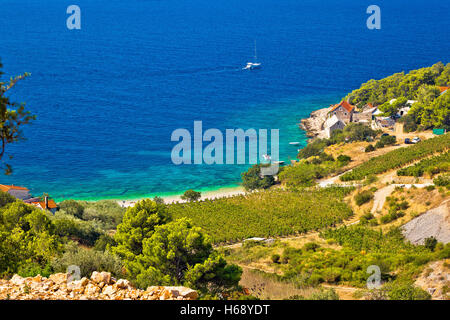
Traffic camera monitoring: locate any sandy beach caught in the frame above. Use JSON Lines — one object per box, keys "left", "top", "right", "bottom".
{"left": 116, "top": 186, "right": 247, "bottom": 208}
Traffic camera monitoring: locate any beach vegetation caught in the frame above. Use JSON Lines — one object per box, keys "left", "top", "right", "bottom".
{"left": 181, "top": 189, "right": 202, "bottom": 202}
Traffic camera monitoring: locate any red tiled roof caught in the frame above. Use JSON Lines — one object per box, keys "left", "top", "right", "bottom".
{"left": 0, "top": 184, "right": 29, "bottom": 192}
{"left": 330, "top": 100, "right": 355, "bottom": 113}
{"left": 439, "top": 86, "right": 449, "bottom": 93}
{"left": 29, "top": 199, "right": 57, "bottom": 209}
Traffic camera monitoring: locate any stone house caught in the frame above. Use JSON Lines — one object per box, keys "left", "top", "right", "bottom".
{"left": 329, "top": 101, "right": 355, "bottom": 124}
{"left": 324, "top": 114, "right": 346, "bottom": 138}
{"left": 0, "top": 184, "right": 31, "bottom": 200}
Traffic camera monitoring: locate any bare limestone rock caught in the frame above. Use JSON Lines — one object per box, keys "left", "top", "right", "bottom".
{"left": 91, "top": 271, "right": 111, "bottom": 285}
{"left": 0, "top": 272, "right": 198, "bottom": 300}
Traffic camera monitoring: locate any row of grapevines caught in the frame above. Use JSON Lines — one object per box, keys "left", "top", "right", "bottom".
{"left": 168, "top": 187, "right": 354, "bottom": 244}
{"left": 397, "top": 151, "right": 450, "bottom": 177}
{"left": 340, "top": 133, "right": 450, "bottom": 181}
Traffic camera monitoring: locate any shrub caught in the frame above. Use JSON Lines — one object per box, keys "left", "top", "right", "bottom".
{"left": 434, "top": 174, "right": 450, "bottom": 188}
{"left": 303, "top": 242, "right": 320, "bottom": 252}
{"left": 365, "top": 144, "right": 376, "bottom": 153}
{"left": 51, "top": 242, "right": 124, "bottom": 278}
{"left": 81, "top": 200, "right": 125, "bottom": 230}
{"left": 0, "top": 202, "right": 62, "bottom": 276}
{"left": 385, "top": 282, "right": 431, "bottom": 300}
{"left": 181, "top": 189, "right": 202, "bottom": 202}
{"left": 375, "top": 140, "right": 385, "bottom": 149}
{"left": 359, "top": 212, "right": 376, "bottom": 225}
{"left": 0, "top": 191, "right": 16, "bottom": 208}
{"left": 337, "top": 155, "right": 351, "bottom": 164}
{"left": 58, "top": 200, "right": 84, "bottom": 219}
{"left": 94, "top": 234, "right": 116, "bottom": 252}
{"left": 271, "top": 254, "right": 281, "bottom": 264}
{"left": 52, "top": 212, "right": 103, "bottom": 246}
{"left": 241, "top": 165, "right": 275, "bottom": 191}
{"left": 380, "top": 135, "right": 396, "bottom": 146}
{"left": 354, "top": 191, "right": 374, "bottom": 206}
{"left": 424, "top": 237, "right": 438, "bottom": 251}
{"left": 309, "top": 288, "right": 340, "bottom": 300}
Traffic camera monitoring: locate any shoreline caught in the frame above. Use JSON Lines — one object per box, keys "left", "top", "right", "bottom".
{"left": 299, "top": 106, "right": 331, "bottom": 139}
{"left": 116, "top": 185, "right": 247, "bottom": 208}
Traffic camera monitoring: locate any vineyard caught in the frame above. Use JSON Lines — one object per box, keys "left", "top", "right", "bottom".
{"left": 168, "top": 187, "right": 354, "bottom": 243}
{"left": 340, "top": 133, "right": 450, "bottom": 181}
{"left": 397, "top": 152, "right": 450, "bottom": 177}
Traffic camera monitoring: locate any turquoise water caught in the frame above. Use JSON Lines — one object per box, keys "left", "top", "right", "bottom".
{"left": 0, "top": 0, "right": 448, "bottom": 201}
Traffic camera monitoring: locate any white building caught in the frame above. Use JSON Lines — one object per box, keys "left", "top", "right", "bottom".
{"left": 324, "top": 115, "right": 346, "bottom": 138}
{"left": 28, "top": 196, "right": 58, "bottom": 214}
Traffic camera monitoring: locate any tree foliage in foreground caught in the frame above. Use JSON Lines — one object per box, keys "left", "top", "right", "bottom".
{"left": 112, "top": 199, "right": 169, "bottom": 263}
{"left": 132, "top": 218, "right": 242, "bottom": 292}
{"left": 0, "top": 199, "right": 62, "bottom": 276}
{"left": 0, "top": 59, "right": 35, "bottom": 174}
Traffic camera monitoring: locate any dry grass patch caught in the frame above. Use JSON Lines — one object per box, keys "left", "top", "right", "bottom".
{"left": 239, "top": 268, "right": 321, "bottom": 300}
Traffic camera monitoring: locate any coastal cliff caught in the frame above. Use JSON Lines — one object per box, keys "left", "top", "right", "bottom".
{"left": 299, "top": 106, "right": 331, "bottom": 138}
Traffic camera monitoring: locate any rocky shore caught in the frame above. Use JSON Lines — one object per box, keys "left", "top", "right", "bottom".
{"left": 299, "top": 106, "right": 331, "bottom": 139}
{"left": 0, "top": 271, "right": 198, "bottom": 300}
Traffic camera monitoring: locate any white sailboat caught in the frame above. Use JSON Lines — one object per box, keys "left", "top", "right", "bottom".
{"left": 243, "top": 40, "right": 262, "bottom": 70}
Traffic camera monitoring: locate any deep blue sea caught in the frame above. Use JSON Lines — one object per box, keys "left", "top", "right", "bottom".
{"left": 0, "top": 0, "right": 449, "bottom": 200}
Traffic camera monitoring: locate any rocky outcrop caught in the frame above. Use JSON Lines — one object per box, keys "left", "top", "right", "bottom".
{"left": 402, "top": 201, "right": 450, "bottom": 245}
{"left": 0, "top": 272, "right": 198, "bottom": 300}
{"left": 415, "top": 260, "right": 450, "bottom": 300}
{"left": 299, "top": 107, "right": 332, "bottom": 138}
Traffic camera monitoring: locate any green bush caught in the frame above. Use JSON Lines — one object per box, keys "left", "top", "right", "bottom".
{"left": 271, "top": 254, "right": 281, "bottom": 264}
{"left": 51, "top": 242, "right": 124, "bottom": 278}
{"left": 241, "top": 164, "right": 275, "bottom": 191}
{"left": 303, "top": 242, "right": 320, "bottom": 252}
{"left": 337, "top": 155, "right": 351, "bottom": 164}
{"left": 181, "top": 189, "right": 202, "bottom": 202}
{"left": 52, "top": 212, "right": 103, "bottom": 246}
{"left": 354, "top": 191, "right": 374, "bottom": 206}
{"left": 385, "top": 282, "right": 431, "bottom": 300}
{"left": 365, "top": 144, "right": 376, "bottom": 153}
{"left": 434, "top": 174, "right": 450, "bottom": 188}
{"left": 380, "top": 135, "right": 396, "bottom": 146}
{"left": 58, "top": 200, "right": 84, "bottom": 219}
{"left": 424, "top": 237, "right": 438, "bottom": 251}
{"left": 0, "top": 201, "right": 62, "bottom": 277}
